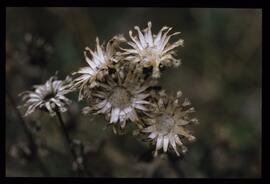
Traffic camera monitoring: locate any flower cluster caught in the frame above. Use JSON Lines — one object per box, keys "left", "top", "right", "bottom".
{"left": 19, "top": 22, "right": 198, "bottom": 156}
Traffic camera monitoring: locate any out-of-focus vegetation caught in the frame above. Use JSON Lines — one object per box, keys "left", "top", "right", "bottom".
{"left": 6, "top": 8, "right": 261, "bottom": 177}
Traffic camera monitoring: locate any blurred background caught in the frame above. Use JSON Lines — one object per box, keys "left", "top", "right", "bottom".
{"left": 6, "top": 8, "right": 261, "bottom": 177}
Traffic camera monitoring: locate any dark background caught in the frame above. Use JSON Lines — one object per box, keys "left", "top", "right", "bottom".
{"left": 6, "top": 8, "right": 261, "bottom": 177}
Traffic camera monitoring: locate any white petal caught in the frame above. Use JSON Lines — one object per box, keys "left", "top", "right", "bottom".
{"left": 134, "top": 26, "right": 147, "bottom": 48}
{"left": 157, "top": 27, "right": 172, "bottom": 50}
{"left": 163, "top": 135, "right": 169, "bottom": 152}
{"left": 120, "top": 48, "right": 138, "bottom": 54}
{"left": 52, "top": 81, "right": 62, "bottom": 91}
{"left": 123, "top": 106, "right": 132, "bottom": 114}
{"left": 45, "top": 101, "right": 53, "bottom": 114}
{"left": 72, "top": 75, "right": 90, "bottom": 85}
{"left": 134, "top": 104, "right": 148, "bottom": 111}
{"left": 129, "top": 30, "right": 143, "bottom": 50}
{"left": 156, "top": 135, "right": 163, "bottom": 151}
{"left": 85, "top": 47, "right": 103, "bottom": 65}
{"left": 94, "top": 100, "right": 107, "bottom": 110}
{"left": 135, "top": 100, "right": 150, "bottom": 104}
{"left": 175, "top": 135, "right": 183, "bottom": 146}
{"left": 142, "top": 125, "right": 155, "bottom": 133}
{"left": 50, "top": 98, "right": 63, "bottom": 107}
{"left": 177, "top": 119, "right": 189, "bottom": 126}
{"left": 163, "top": 38, "right": 183, "bottom": 54}
{"left": 128, "top": 109, "right": 138, "bottom": 122}
{"left": 154, "top": 26, "right": 169, "bottom": 46}
{"left": 169, "top": 135, "right": 180, "bottom": 156}
{"left": 57, "top": 95, "right": 71, "bottom": 103}
{"left": 84, "top": 51, "right": 97, "bottom": 70}
{"left": 148, "top": 132, "right": 157, "bottom": 139}
{"left": 175, "top": 126, "right": 193, "bottom": 140}
{"left": 110, "top": 108, "right": 120, "bottom": 123}
{"left": 135, "top": 93, "right": 150, "bottom": 100}
{"left": 160, "top": 32, "right": 181, "bottom": 52}
{"left": 29, "top": 93, "right": 42, "bottom": 99}
{"left": 127, "top": 41, "right": 141, "bottom": 51}
{"left": 145, "top": 22, "right": 154, "bottom": 47}
{"left": 25, "top": 98, "right": 40, "bottom": 104}
{"left": 96, "top": 38, "right": 105, "bottom": 61}
{"left": 76, "top": 67, "right": 93, "bottom": 75}
{"left": 96, "top": 102, "right": 111, "bottom": 114}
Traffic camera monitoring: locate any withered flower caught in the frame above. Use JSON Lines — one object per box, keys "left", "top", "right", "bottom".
{"left": 83, "top": 64, "right": 156, "bottom": 133}
{"left": 141, "top": 90, "right": 198, "bottom": 156}
{"left": 72, "top": 35, "right": 126, "bottom": 100}
{"left": 19, "top": 74, "right": 73, "bottom": 116}
{"left": 122, "top": 22, "right": 183, "bottom": 78}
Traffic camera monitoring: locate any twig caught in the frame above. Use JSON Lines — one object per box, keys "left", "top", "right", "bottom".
{"left": 55, "top": 109, "right": 90, "bottom": 177}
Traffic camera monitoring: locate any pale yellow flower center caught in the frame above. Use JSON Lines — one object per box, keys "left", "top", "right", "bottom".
{"left": 156, "top": 114, "right": 175, "bottom": 135}
{"left": 141, "top": 47, "right": 160, "bottom": 66}
{"left": 108, "top": 86, "right": 131, "bottom": 110}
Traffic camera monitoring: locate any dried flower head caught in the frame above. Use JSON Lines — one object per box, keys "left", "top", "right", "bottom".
{"left": 72, "top": 35, "right": 126, "bottom": 100}
{"left": 141, "top": 90, "right": 198, "bottom": 156}
{"left": 122, "top": 21, "right": 184, "bottom": 78}
{"left": 19, "top": 74, "right": 73, "bottom": 116}
{"left": 82, "top": 64, "right": 156, "bottom": 133}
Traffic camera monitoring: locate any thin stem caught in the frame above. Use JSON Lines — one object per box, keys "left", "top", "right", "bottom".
{"left": 55, "top": 110, "right": 72, "bottom": 143}
{"left": 55, "top": 109, "right": 90, "bottom": 177}
{"left": 7, "top": 91, "right": 50, "bottom": 177}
